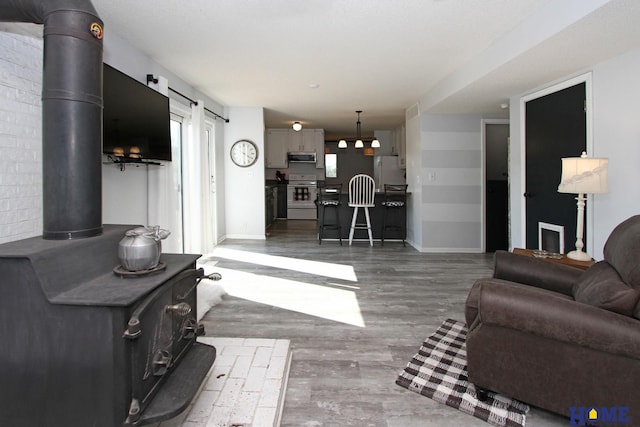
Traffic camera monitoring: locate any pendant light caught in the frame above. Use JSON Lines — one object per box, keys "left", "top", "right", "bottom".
{"left": 338, "top": 110, "right": 380, "bottom": 149}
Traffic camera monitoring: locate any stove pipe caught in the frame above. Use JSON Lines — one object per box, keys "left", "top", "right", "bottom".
{"left": 0, "top": 0, "right": 103, "bottom": 239}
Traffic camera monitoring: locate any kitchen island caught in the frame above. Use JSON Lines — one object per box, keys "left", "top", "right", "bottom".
{"left": 317, "top": 192, "right": 410, "bottom": 242}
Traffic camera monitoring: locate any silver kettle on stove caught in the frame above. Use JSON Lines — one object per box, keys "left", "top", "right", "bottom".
{"left": 118, "top": 226, "right": 171, "bottom": 271}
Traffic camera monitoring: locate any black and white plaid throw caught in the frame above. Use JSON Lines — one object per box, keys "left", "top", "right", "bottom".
{"left": 396, "top": 319, "right": 529, "bottom": 427}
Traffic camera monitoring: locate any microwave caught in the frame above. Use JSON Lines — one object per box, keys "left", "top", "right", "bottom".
{"left": 287, "top": 152, "right": 317, "bottom": 163}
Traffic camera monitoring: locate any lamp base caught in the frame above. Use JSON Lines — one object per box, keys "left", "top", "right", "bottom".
{"left": 566, "top": 250, "right": 592, "bottom": 261}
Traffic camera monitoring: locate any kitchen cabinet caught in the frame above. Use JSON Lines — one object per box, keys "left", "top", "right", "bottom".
{"left": 307, "top": 129, "right": 325, "bottom": 169}
{"left": 290, "top": 129, "right": 324, "bottom": 168}
{"left": 265, "top": 186, "right": 276, "bottom": 228}
{"left": 266, "top": 128, "right": 325, "bottom": 169}
{"left": 277, "top": 184, "right": 287, "bottom": 218}
{"left": 288, "top": 129, "right": 320, "bottom": 152}
{"left": 289, "top": 130, "right": 303, "bottom": 152}
{"left": 265, "top": 129, "right": 289, "bottom": 168}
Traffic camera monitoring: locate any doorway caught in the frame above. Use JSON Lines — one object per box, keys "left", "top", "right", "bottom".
{"left": 524, "top": 80, "right": 588, "bottom": 252}
{"left": 484, "top": 121, "right": 509, "bottom": 252}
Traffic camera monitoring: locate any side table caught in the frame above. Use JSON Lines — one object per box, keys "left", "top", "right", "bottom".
{"left": 513, "top": 248, "right": 595, "bottom": 271}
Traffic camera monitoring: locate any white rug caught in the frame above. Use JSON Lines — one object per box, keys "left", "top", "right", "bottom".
{"left": 197, "top": 278, "right": 226, "bottom": 321}
{"left": 197, "top": 258, "right": 227, "bottom": 321}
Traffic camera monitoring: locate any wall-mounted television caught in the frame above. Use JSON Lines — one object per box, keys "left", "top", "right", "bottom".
{"left": 103, "top": 63, "right": 172, "bottom": 162}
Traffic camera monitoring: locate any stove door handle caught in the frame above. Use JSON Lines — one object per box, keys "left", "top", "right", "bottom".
{"left": 166, "top": 302, "right": 192, "bottom": 316}
{"left": 152, "top": 350, "right": 173, "bottom": 377}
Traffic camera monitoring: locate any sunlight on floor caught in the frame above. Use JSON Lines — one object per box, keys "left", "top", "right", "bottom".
{"left": 207, "top": 266, "right": 366, "bottom": 328}
{"left": 209, "top": 247, "right": 358, "bottom": 282}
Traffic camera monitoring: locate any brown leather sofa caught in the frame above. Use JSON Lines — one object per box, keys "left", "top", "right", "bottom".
{"left": 465, "top": 215, "right": 640, "bottom": 421}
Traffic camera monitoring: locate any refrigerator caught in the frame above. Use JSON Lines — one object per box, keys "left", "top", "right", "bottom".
{"left": 373, "top": 156, "right": 406, "bottom": 191}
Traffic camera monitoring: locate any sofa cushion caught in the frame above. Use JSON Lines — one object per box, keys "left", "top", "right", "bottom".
{"left": 603, "top": 215, "right": 640, "bottom": 289}
{"left": 573, "top": 261, "right": 640, "bottom": 316}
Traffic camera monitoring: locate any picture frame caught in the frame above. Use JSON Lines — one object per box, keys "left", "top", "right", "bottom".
{"left": 538, "top": 222, "right": 565, "bottom": 254}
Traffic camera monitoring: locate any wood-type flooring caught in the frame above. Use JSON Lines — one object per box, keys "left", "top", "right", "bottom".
{"left": 200, "top": 220, "right": 568, "bottom": 426}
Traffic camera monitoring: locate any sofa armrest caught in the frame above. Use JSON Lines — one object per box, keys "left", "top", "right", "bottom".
{"left": 493, "top": 250, "right": 583, "bottom": 296}
{"left": 474, "top": 280, "right": 640, "bottom": 360}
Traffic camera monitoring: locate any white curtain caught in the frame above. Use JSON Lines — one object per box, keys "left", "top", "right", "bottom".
{"left": 147, "top": 76, "right": 184, "bottom": 252}
{"left": 182, "top": 101, "right": 205, "bottom": 253}
{"left": 200, "top": 120, "right": 216, "bottom": 253}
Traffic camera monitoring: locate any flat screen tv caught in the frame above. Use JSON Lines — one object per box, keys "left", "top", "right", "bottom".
{"left": 103, "top": 63, "right": 172, "bottom": 161}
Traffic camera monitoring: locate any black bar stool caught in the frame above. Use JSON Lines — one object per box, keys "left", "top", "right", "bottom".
{"left": 381, "top": 184, "right": 408, "bottom": 246}
{"left": 317, "top": 183, "right": 342, "bottom": 245}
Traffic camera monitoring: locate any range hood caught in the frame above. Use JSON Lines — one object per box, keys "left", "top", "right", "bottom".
{"left": 287, "top": 152, "right": 317, "bottom": 163}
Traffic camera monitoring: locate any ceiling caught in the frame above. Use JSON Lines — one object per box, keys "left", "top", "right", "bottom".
{"left": 6, "top": 0, "right": 640, "bottom": 137}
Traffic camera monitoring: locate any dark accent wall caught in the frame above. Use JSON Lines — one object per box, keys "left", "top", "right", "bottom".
{"left": 324, "top": 141, "right": 374, "bottom": 186}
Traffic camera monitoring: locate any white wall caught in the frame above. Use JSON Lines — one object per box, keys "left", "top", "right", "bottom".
{"left": 224, "top": 107, "right": 266, "bottom": 239}
{"left": 0, "top": 30, "right": 42, "bottom": 244}
{"left": 0, "top": 26, "right": 229, "bottom": 251}
{"left": 510, "top": 48, "right": 640, "bottom": 260}
{"left": 588, "top": 48, "right": 640, "bottom": 258}
{"left": 101, "top": 30, "right": 228, "bottom": 254}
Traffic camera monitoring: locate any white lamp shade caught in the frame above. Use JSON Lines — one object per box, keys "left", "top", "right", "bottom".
{"left": 354, "top": 139, "right": 364, "bottom": 148}
{"left": 371, "top": 138, "right": 380, "bottom": 148}
{"left": 338, "top": 139, "right": 347, "bottom": 148}
{"left": 292, "top": 121, "right": 302, "bottom": 131}
{"left": 558, "top": 152, "right": 608, "bottom": 194}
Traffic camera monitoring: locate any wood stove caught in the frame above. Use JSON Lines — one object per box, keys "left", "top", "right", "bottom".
{"left": 0, "top": 225, "right": 216, "bottom": 426}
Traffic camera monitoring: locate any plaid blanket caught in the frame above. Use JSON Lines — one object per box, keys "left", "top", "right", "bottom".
{"left": 396, "top": 319, "right": 529, "bottom": 427}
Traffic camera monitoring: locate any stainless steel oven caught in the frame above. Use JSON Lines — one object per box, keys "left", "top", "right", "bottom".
{"left": 287, "top": 174, "right": 318, "bottom": 220}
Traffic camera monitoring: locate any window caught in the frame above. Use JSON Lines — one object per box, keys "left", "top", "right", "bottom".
{"left": 325, "top": 153, "right": 337, "bottom": 178}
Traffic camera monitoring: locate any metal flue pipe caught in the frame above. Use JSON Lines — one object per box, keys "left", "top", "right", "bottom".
{"left": 0, "top": 0, "right": 104, "bottom": 239}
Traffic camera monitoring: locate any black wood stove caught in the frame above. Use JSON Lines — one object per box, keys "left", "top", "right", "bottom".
{"left": 0, "top": 225, "right": 216, "bottom": 426}
{"left": 0, "top": 2, "right": 216, "bottom": 425}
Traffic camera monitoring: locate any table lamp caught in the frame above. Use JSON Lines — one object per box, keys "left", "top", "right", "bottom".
{"left": 557, "top": 151, "right": 608, "bottom": 261}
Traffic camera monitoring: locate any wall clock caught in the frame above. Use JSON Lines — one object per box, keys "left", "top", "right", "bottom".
{"left": 230, "top": 139, "right": 258, "bottom": 167}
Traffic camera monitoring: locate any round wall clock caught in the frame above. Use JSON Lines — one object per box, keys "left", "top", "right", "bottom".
{"left": 230, "top": 139, "right": 258, "bottom": 167}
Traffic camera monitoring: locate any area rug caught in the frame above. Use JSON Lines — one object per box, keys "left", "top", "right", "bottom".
{"left": 196, "top": 278, "right": 226, "bottom": 321}
{"left": 196, "top": 258, "right": 227, "bottom": 321}
{"left": 396, "top": 319, "right": 529, "bottom": 427}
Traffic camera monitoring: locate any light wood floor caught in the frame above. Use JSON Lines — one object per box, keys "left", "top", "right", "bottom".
{"left": 201, "top": 220, "right": 567, "bottom": 426}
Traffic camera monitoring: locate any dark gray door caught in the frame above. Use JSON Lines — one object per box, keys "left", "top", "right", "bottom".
{"left": 485, "top": 123, "right": 509, "bottom": 252}
{"left": 525, "top": 82, "right": 586, "bottom": 252}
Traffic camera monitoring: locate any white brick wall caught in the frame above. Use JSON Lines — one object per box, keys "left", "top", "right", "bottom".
{"left": 0, "top": 31, "right": 43, "bottom": 243}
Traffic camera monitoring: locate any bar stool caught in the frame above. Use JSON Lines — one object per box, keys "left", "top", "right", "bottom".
{"left": 316, "top": 183, "right": 342, "bottom": 245}
{"left": 348, "top": 174, "right": 375, "bottom": 246}
{"left": 381, "top": 184, "right": 408, "bottom": 246}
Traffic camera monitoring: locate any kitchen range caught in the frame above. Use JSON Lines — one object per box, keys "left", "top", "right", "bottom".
{"left": 287, "top": 174, "right": 318, "bottom": 220}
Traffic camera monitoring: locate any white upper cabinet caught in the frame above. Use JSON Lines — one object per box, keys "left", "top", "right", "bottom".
{"left": 289, "top": 130, "right": 303, "bottom": 152}
{"left": 307, "top": 129, "right": 325, "bottom": 168}
{"left": 265, "top": 129, "right": 289, "bottom": 168}
{"left": 266, "top": 128, "right": 325, "bottom": 169}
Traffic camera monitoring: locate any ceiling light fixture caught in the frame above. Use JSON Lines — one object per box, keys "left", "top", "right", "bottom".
{"left": 338, "top": 110, "right": 380, "bottom": 149}
{"left": 292, "top": 121, "right": 302, "bottom": 131}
